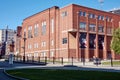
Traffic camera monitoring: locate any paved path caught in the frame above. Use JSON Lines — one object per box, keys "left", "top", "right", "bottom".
{"left": 0, "top": 60, "right": 45, "bottom": 80}
{"left": 0, "top": 69, "right": 16, "bottom": 80}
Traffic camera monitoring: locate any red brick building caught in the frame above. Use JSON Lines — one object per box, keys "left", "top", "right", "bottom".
{"left": 20, "top": 4, "right": 120, "bottom": 61}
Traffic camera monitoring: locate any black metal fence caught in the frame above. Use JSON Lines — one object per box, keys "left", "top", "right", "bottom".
{"left": 4, "top": 55, "right": 65, "bottom": 65}
{"left": 4, "top": 55, "right": 102, "bottom": 66}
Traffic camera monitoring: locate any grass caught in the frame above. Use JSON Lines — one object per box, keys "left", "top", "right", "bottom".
{"left": 102, "top": 61, "right": 120, "bottom": 65}
{"left": 6, "top": 69, "right": 120, "bottom": 80}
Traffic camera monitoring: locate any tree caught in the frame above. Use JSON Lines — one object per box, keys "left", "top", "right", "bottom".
{"left": 111, "top": 28, "right": 120, "bottom": 54}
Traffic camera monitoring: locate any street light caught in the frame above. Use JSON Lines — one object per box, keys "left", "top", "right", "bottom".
{"left": 23, "top": 32, "right": 26, "bottom": 62}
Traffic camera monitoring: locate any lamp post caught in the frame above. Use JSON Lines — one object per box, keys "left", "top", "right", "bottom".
{"left": 23, "top": 32, "right": 26, "bottom": 62}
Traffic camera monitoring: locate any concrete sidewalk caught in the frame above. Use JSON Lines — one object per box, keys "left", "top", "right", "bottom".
{"left": 0, "top": 60, "right": 120, "bottom": 72}
{"left": 40, "top": 62, "right": 120, "bottom": 72}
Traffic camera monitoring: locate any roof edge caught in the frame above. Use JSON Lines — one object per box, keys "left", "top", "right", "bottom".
{"left": 23, "top": 6, "right": 59, "bottom": 21}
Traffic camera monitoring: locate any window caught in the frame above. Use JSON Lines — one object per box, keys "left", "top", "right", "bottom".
{"left": 51, "top": 19, "right": 54, "bottom": 33}
{"left": 107, "top": 27, "right": 112, "bottom": 34}
{"left": 34, "top": 24, "right": 39, "bottom": 37}
{"left": 98, "top": 25, "right": 104, "bottom": 33}
{"left": 62, "top": 38, "right": 67, "bottom": 44}
{"left": 80, "top": 33, "right": 87, "bottom": 48}
{"left": 50, "top": 51, "right": 54, "bottom": 57}
{"left": 28, "top": 44, "right": 32, "bottom": 49}
{"left": 42, "top": 21, "right": 46, "bottom": 35}
{"left": 34, "top": 52, "right": 38, "bottom": 57}
{"left": 98, "top": 35, "right": 104, "bottom": 49}
{"left": 34, "top": 43, "right": 39, "bottom": 48}
{"left": 106, "top": 17, "right": 112, "bottom": 22}
{"left": 51, "top": 40, "right": 54, "bottom": 46}
{"left": 101, "top": 16, "right": 104, "bottom": 20}
{"left": 98, "top": 15, "right": 104, "bottom": 20}
{"left": 28, "top": 26, "right": 32, "bottom": 38}
{"left": 89, "top": 24, "right": 96, "bottom": 32}
{"left": 61, "top": 11, "right": 68, "bottom": 17}
{"left": 41, "top": 52, "right": 46, "bottom": 57}
{"left": 98, "top": 15, "right": 101, "bottom": 20}
{"left": 41, "top": 41, "right": 46, "bottom": 47}
{"left": 83, "top": 12, "right": 86, "bottom": 16}
{"left": 80, "top": 22, "right": 86, "bottom": 30}
{"left": 89, "top": 34, "right": 96, "bottom": 49}
{"left": 79, "top": 11, "right": 86, "bottom": 17}
{"left": 89, "top": 13, "right": 95, "bottom": 18}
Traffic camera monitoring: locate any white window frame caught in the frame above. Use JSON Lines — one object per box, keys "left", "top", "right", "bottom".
{"left": 34, "top": 52, "right": 38, "bottom": 57}
{"left": 34, "top": 24, "right": 39, "bottom": 37}
{"left": 28, "top": 26, "right": 32, "bottom": 38}
{"left": 61, "top": 11, "right": 68, "bottom": 17}
{"left": 41, "top": 52, "right": 46, "bottom": 57}
{"left": 42, "top": 21, "right": 46, "bottom": 35}
{"left": 50, "top": 51, "right": 54, "bottom": 57}
{"left": 41, "top": 41, "right": 46, "bottom": 47}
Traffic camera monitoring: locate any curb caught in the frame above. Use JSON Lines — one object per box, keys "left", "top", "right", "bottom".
{"left": 3, "top": 69, "right": 29, "bottom": 80}
{"left": 5, "top": 60, "right": 47, "bottom": 65}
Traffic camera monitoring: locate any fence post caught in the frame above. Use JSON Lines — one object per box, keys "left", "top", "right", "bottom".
{"left": 72, "top": 57, "right": 73, "bottom": 66}
{"left": 45, "top": 57, "right": 47, "bottom": 64}
{"left": 53, "top": 57, "right": 55, "bottom": 64}
{"left": 38, "top": 56, "right": 40, "bottom": 63}
{"left": 61, "top": 57, "right": 63, "bottom": 65}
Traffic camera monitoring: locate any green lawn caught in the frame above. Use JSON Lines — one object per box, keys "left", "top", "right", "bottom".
{"left": 6, "top": 69, "right": 120, "bottom": 80}
{"left": 102, "top": 61, "right": 120, "bottom": 65}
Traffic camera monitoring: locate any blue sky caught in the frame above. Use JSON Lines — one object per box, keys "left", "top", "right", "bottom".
{"left": 0, "top": 0, "right": 120, "bottom": 30}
